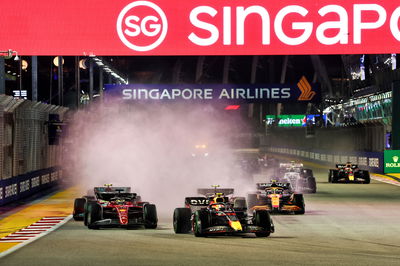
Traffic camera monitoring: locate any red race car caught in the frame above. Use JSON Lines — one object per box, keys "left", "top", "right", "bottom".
{"left": 73, "top": 184, "right": 157, "bottom": 229}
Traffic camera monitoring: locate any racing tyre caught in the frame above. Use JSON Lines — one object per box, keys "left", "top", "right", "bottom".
{"left": 294, "top": 194, "right": 305, "bottom": 215}
{"left": 143, "top": 204, "right": 158, "bottom": 229}
{"left": 87, "top": 202, "right": 101, "bottom": 229}
{"left": 362, "top": 171, "right": 371, "bottom": 184}
{"left": 254, "top": 210, "right": 272, "bottom": 237}
{"left": 308, "top": 178, "right": 317, "bottom": 193}
{"left": 173, "top": 208, "right": 192, "bottom": 233}
{"left": 73, "top": 198, "right": 86, "bottom": 221}
{"left": 193, "top": 210, "right": 209, "bottom": 237}
{"left": 247, "top": 194, "right": 258, "bottom": 210}
{"left": 329, "top": 170, "right": 338, "bottom": 183}
{"left": 84, "top": 202, "right": 89, "bottom": 226}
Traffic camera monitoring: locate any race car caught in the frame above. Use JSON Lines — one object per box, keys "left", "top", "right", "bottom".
{"left": 329, "top": 163, "right": 370, "bottom": 183}
{"left": 173, "top": 185, "right": 274, "bottom": 237}
{"left": 247, "top": 181, "right": 305, "bottom": 214}
{"left": 73, "top": 184, "right": 158, "bottom": 229}
{"left": 277, "top": 162, "right": 317, "bottom": 193}
{"left": 191, "top": 144, "right": 210, "bottom": 158}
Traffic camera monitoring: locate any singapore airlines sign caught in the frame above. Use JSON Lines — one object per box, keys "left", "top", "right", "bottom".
{"left": 1, "top": 0, "right": 400, "bottom": 55}
{"left": 104, "top": 77, "right": 320, "bottom": 103}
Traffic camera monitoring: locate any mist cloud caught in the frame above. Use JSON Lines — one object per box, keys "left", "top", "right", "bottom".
{"left": 65, "top": 102, "right": 255, "bottom": 217}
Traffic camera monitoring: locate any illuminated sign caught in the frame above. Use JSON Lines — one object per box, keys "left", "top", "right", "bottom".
{"left": 13, "top": 90, "right": 28, "bottom": 99}
{"left": 265, "top": 114, "right": 326, "bottom": 127}
{"left": 105, "top": 80, "right": 320, "bottom": 103}
{"left": 265, "top": 115, "right": 306, "bottom": 127}
{"left": 1, "top": 1, "right": 400, "bottom": 55}
{"left": 384, "top": 150, "right": 400, "bottom": 173}
{"left": 346, "top": 91, "right": 392, "bottom": 107}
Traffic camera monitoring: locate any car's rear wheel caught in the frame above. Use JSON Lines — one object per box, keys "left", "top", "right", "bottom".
{"left": 143, "top": 204, "right": 158, "bottom": 229}
{"left": 73, "top": 198, "right": 85, "bottom": 221}
{"left": 87, "top": 202, "right": 101, "bottom": 229}
{"left": 294, "top": 194, "right": 305, "bottom": 214}
{"left": 254, "top": 210, "right": 271, "bottom": 237}
{"left": 329, "top": 170, "right": 338, "bottom": 183}
{"left": 308, "top": 178, "right": 317, "bottom": 193}
{"left": 173, "top": 208, "right": 192, "bottom": 233}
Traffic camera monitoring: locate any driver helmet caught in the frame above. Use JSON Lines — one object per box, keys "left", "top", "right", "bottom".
{"left": 345, "top": 162, "right": 352, "bottom": 168}
{"left": 210, "top": 203, "right": 225, "bottom": 211}
{"left": 213, "top": 193, "right": 225, "bottom": 203}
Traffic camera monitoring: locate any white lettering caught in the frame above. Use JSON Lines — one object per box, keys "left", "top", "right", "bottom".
{"left": 124, "top": 16, "right": 141, "bottom": 37}
{"left": 271, "top": 88, "right": 281, "bottom": 98}
{"left": 149, "top": 89, "right": 159, "bottom": 99}
{"left": 171, "top": 89, "right": 181, "bottom": 99}
{"left": 182, "top": 89, "right": 193, "bottom": 99}
{"left": 237, "top": 6, "right": 270, "bottom": 45}
{"left": 390, "top": 7, "right": 400, "bottom": 41}
{"left": 204, "top": 89, "right": 213, "bottom": 99}
{"left": 223, "top": 7, "right": 231, "bottom": 45}
{"left": 219, "top": 89, "right": 230, "bottom": 99}
{"left": 354, "top": 4, "right": 387, "bottom": 44}
{"left": 281, "top": 88, "right": 291, "bottom": 98}
{"left": 141, "top": 16, "right": 161, "bottom": 37}
{"left": 160, "top": 89, "right": 171, "bottom": 99}
{"left": 122, "top": 89, "right": 132, "bottom": 100}
{"left": 189, "top": 6, "right": 219, "bottom": 46}
{"left": 317, "top": 5, "right": 348, "bottom": 45}
{"left": 275, "top": 5, "right": 313, "bottom": 45}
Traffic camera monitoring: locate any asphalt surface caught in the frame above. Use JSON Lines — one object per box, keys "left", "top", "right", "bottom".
{"left": 1, "top": 164, "right": 400, "bottom": 266}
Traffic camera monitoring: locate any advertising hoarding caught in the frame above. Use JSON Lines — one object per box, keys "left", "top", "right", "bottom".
{"left": 104, "top": 80, "right": 320, "bottom": 103}
{"left": 384, "top": 150, "right": 400, "bottom": 173}
{"left": 1, "top": 1, "right": 400, "bottom": 55}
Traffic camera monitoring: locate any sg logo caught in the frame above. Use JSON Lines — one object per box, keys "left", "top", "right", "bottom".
{"left": 116, "top": 1, "right": 168, "bottom": 52}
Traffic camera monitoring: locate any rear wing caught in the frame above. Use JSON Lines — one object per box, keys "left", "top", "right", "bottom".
{"left": 336, "top": 164, "right": 358, "bottom": 169}
{"left": 185, "top": 197, "right": 210, "bottom": 206}
{"left": 257, "top": 182, "right": 291, "bottom": 190}
{"left": 94, "top": 187, "right": 131, "bottom": 193}
{"left": 197, "top": 188, "right": 234, "bottom": 197}
{"left": 280, "top": 163, "right": 303, "bottom": 168}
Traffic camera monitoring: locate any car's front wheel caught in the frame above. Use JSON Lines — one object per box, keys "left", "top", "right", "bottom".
{"left": 173, "top": 208, "right": 192, "bottom": 234}
{"left": 87, "top": 202, "right": 101, "bottom": 229}
{"left": 254, "top": 210, "right": 272, "bottom": 237}
{"left": 143, "top": 204, "right": 158, "bottom": 229}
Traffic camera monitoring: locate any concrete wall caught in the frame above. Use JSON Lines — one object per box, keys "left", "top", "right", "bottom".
{"left": 264, "top": 122, "right": 385, "bottom": 153}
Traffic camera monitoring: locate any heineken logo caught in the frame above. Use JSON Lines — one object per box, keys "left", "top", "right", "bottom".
{"left": 393, "top": 156, "right": 399, "bottom": 163}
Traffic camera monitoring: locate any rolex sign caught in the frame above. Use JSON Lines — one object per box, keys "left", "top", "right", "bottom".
{"left": 384, "top": 150, "right": 400, "bottom": 173}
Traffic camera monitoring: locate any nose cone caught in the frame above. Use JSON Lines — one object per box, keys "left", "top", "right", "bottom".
{"left": 229, "top": 220, "right": 243, "bottom": 231}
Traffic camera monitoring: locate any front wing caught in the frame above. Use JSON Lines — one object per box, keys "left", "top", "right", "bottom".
{"left": 92, "top": 217, "right": 145, "bottom": 227}
{"left": 202, "top": 225, "right": 273, "bottom": 235}
{"left": 252, "top": 204, "right": 303, "bottom": 213}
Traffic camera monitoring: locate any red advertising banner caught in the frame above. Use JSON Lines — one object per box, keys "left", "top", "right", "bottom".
{"left": 1, "top": 0, "right": 400, "bottom": 55}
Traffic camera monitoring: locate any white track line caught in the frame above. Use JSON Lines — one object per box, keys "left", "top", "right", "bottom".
{"left": 0, "top": 215, "right": 72, "bottom": 258}
{"left": 371, "top": 174, "right": 400, "bottom": 187}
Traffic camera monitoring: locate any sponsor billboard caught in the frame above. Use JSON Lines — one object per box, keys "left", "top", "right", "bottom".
{"left": 1, "top": 1, "right": 400, "bottom": 55}
{"left": 265, "top": 115, "right": 306, "bottom": 127}
{"left": 265, "top": 114, "right": 327, "bottom": 127}
{"left": 384, "top": 150, "right": 400, "bottom": 173}
{"left": 104, "top": 77, "right": 320, "bottom": 103}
